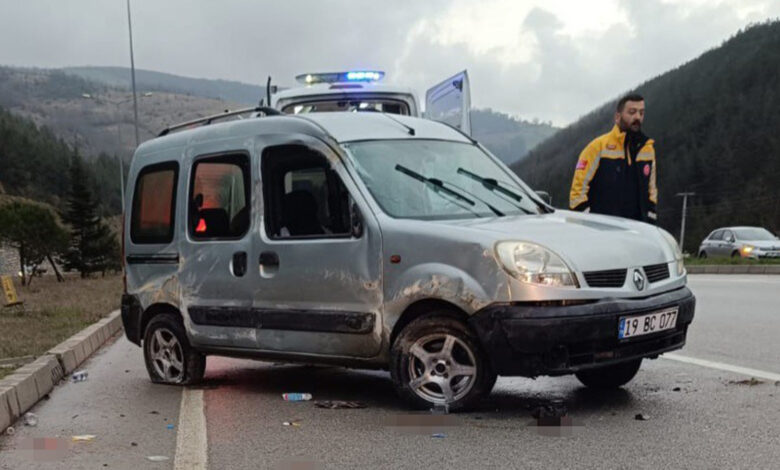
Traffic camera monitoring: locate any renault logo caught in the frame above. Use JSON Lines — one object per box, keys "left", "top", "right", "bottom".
{"left": 633, "top": 269, "right": 646, "bottom": 291}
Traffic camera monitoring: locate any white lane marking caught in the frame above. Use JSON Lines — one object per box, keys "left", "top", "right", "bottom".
{"left": 663, "top": 353, "right": 780, "bottom": 382}
{"left": 174, "top": 388, "right": 208, "bottom": 470}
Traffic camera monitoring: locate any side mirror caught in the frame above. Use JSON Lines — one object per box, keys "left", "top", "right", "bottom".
{"left": 535, "top": 190, "right": 552, "bottom": 205}
{"left": 350, "top": 202, "right": 364, "bottom": 238}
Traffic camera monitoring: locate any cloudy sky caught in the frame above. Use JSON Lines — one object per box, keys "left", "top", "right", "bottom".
{"left": 1, "top": 0, "right": 778, "bottom": 125}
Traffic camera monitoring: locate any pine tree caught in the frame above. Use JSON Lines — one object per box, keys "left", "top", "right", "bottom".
{"left": 61, "top": 151, "right": 118, "bottom": 277}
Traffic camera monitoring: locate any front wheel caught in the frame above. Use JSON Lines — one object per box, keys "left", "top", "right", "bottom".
{"left": 698, "top": 251, "right": 707, "bottom": 259}
{"left": 390, "top": 314, "right": 496, "bottom": 411}
{"left": 575, "top": 359, "right": 642, "bottom": 389}
{"left": 143, "top": 313, "right": 206, "bottom": 385}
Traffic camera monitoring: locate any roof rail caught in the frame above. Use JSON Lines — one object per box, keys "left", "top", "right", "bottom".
{"left": 157, "top": 106, "right": 281, "bottom": 137}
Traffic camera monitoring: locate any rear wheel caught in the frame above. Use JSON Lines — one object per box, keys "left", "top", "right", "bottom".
{"left": 390, "top": 314, "right": 496, "bottom": 411}
{"left": 575, "top": 359, "right": 642, "bottom": 389}
{"left": 143, "top": 313, "right": 205, "bottom": 385}
{"left": 698, "top": 251, "right": 707, "bottom": 259}
{"left": 731, "top": 250, "right": 741, "bottom": 258}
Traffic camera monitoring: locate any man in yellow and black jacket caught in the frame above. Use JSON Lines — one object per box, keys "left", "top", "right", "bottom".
{"left": 569, "top": 94, "right": 657, "bottom": 223}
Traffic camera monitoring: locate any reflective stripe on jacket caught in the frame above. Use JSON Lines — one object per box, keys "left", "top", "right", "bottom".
{"left": 569, "top": 125, "right": 657, "bottom": 223}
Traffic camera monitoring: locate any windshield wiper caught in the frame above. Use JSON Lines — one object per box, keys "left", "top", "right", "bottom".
{"left": 456, "top": 168, "right": 540, "bottom": 214}
{"left": 395, "top": 165, "right": 504, "bottom": 216}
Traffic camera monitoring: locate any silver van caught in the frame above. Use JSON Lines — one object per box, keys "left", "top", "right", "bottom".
{"left": 121, "top": 111, "right": 695, "bottom": 410}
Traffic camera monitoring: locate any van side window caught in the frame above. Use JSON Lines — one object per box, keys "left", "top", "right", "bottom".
{"left": 262, "top": 145, "right": 351, "bottom": 239}
{"left": 131, "top": 162, "right": 178, "bottom": 244}
{"left": 188, "top": 154, "right": 250, "bottom": 239}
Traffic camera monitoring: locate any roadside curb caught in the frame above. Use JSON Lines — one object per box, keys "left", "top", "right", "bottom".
{"left": 1, "top": 309, "right": 122, "bottom": 432}
{"left": 687, "top": 265, "right": 780, "bottom": 274}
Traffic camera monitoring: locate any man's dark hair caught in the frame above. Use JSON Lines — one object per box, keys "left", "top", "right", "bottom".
{"left": 617, "top": 93, "right": 644, "bottom": 112}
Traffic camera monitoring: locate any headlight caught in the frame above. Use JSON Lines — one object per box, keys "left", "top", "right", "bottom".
{"left": 742, "top": 245, "right": 755, "bottom": 254}
{"left": 658, "top": 228, "right": 684, "bottom": 276}
{"left": 495, "top": 241, "right": 578, "bottom": 287}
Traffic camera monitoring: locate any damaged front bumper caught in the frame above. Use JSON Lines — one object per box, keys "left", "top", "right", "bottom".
{"left": 469, "top": 287, "right": 696, "bottom": 377}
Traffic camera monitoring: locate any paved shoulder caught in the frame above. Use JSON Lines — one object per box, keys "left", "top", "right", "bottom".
{"left": 0, "top": 336, "right": 181, "bottom": 469}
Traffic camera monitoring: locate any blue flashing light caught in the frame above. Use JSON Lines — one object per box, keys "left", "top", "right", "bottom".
{"left": 346, "top": 71, "right": 383, "bottom": 81}
{"left": 295, "top": 71, "right": 385, "bottom": 85}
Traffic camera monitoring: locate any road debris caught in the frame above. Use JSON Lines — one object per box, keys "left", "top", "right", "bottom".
{"left": 72, "top": 370, "right": 89, "bottom": 382}
{"left": 23, "top": 412, "right": 38, "bottom": 427}
{"left": 314, "top": 400, "right": 366, "bottom": 409}
{"left": 431, "top": 433, "right": 447, "bottom": 438}
{"left": 431, "top": 403, "right": 449, "bottom": 414}
{"left": 283, "top": 421, "right": 302, "bottom": 427}
{"left": 166, "top": 424, "right": 175, "bottom": 430}
{"left": 672, "top": 387, "right": 681, "bottom": 392}
{"left": 131, "top": 442, "right": 138, "bottom": 447}
{"left": 5, "top": 426, "right": 14, "bottom": 436}
{"left": 149, "top": 410, "right": 159, "bottom": 415}
{"left": 72, "top": 434, "right": 96, "bottom": 442}
{"left": 146, "top": 456, "right": 170, "bottom": 462}
{"left": 634, "top": 414, "right": 650, "bottom": 421}
{"left": 282, "top": 393, "right": 312, "bottom": 401}
{"left": 729, "top": 378, "right": 764, "bottom": 386}
{"left": 531, "top": 400, "right": 568, "bottom": 419}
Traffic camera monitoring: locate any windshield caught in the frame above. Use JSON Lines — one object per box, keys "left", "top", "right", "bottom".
{"left": 733, "top": 228, "right": 777, "bottom": 241}
{"left": 343, "top": 140, "right": 543, "bottom": 220}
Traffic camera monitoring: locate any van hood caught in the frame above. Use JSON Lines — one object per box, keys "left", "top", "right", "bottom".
{"left": 434, "top": 210, "right": 672, "bottom": 272}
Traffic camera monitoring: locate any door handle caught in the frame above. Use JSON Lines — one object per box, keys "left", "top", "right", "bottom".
{"left": 259, "top": 251, "right": 280, "bottom": 267}
{"left": 232, "top": 251, "right": 247, "bottom": 277}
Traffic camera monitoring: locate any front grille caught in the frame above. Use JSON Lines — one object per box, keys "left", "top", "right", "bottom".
{"left": 583, "top": 269, "right": 627, "bottom": 288}
{"left": 643, "top": 263, "right": 670, "bottom": 283}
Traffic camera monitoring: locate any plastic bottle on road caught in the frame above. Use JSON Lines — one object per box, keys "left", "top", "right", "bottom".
{"left": 72, "top": 370, "right": 88, "bottom": 382}
{"left": 282, "top": 393, "right": 312, "bottom": 402}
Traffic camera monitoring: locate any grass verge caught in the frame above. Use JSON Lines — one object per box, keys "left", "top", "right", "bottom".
{"left": 0, "top": 274, "right": 122, "bottom": 372}
{"left": 685, "top": 257, "right": 780, "bottom": 265}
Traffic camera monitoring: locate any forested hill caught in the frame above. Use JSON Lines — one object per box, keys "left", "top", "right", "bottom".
{"left": 514, "top": 21, "right": 780, "bottom": 252}
{"left": 0, "top": 107, "right": 122, "bottom": 214}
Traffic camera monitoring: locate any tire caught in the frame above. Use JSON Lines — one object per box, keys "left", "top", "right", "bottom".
{"left": 575, "top": 359, "right": 642, "bottom": 389}
{"left": 698, "top": 251, "right": 707, "bottom": 259}
{"left": 731, "top": 251, "right": 740, "bottom": 258}
{"left": 390, "top": 313, "right": 496, "bottom": 411}
{"left": 143, "top": 313, "right": 206, "bottom": 385}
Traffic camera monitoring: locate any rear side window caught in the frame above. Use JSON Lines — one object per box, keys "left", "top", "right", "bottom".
{"left": 188, "top": 154, "right": 250, "bottom": 240}
{"left": 131, "top": 162, "right": 178, "bottom": 244}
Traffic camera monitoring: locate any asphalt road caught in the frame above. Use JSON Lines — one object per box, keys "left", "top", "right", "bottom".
{"left": 2, "top": 275, "right": 779, "bottom": 469}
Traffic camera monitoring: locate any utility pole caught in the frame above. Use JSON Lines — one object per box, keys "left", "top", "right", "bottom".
{"left": 126, "top": 0, "right": 140, "bottom": 148}
{"left": 676, "top": 192, "right": 695, "bottom": 251}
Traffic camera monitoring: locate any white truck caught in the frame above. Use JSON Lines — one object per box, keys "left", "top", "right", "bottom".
{"left": 269, "top": 69, "right": 473, "bottom": 135}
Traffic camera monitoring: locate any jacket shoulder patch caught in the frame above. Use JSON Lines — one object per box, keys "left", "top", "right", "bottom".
{"left": 606, "top": 144, "right": 617, "bottom": 150}
{"left": 576, "top": 160, "right": 588, "bottom": 170}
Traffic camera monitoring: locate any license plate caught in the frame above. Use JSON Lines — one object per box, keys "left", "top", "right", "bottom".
{"left": 618, "top": 307, "right": 678, "bottom": 339}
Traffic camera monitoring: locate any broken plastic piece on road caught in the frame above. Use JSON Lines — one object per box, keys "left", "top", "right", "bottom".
{"left": 282, "top": 393, "right": 312, "bottom": 402}
{"left": 672, "top": 387, "right": 682, "bottom": 392}
{"left": 5, "top": 426, "right": 14, "bottom": 436}
{"left": 729, "top": 377, "right": 764, "bottom": 386}
{"left": 72, "top": 370, "right": 88, "bottom": 383}
{"left": 431, "top": 433, "right": 447, "bottom": 438}
{"left": 23, "top": 412, "right": 38, "bottom": 427}
{"left": 166, "top": 424, "right": 174, "bottom": 430}
{"left": 146, "top": 456, "right": 170, "bottom": 462}
{"left": 72, "top": 434, "right": 96, "bottom": 442}
{"left": 634, "top": 414, "right": 650, "bottom": 421}
{"left": 314, "top": 400, "right": 366, "bottom": 409}
{"left": 430, "top": 403, "right": 449, "bottom": 414}
{"left": 282, "top": 421, "right": 302, "bottom": 427}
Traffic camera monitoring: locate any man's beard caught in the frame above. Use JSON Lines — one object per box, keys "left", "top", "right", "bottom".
{"left": 619, "top": 117, "right": 642, "bottom": 133}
